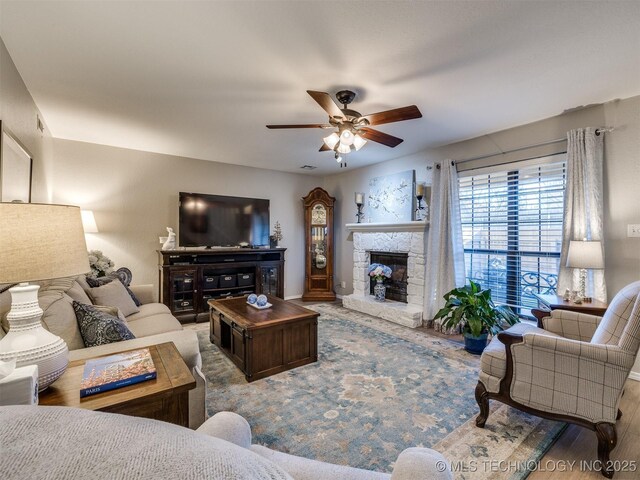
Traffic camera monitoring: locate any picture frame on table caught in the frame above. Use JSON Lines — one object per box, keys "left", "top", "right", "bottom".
{"left": 0, "top": 121, "right": 33, "bottom": 203}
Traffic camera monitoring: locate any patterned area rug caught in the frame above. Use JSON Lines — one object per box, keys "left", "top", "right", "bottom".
{"left": 198, "top": 303, "right": 565, "bottom": 478}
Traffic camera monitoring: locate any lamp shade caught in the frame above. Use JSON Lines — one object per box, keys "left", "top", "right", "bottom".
{"left": 0, "top": 203, "right": 90, "bottom": 283}
{"left": 566, "top": 240, "right": 604, "bottom": 269}
{"left": 81, "top": 210, "right": 99, "bottom": 233}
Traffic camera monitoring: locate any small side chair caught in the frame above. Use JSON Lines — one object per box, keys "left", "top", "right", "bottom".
{"left": 475, "top": 281, "right": 640, "bottom": 478}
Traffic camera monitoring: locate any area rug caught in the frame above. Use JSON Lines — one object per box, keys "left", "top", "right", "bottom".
{"left": 197, "top": 304, "right": 566, "bottom": 478}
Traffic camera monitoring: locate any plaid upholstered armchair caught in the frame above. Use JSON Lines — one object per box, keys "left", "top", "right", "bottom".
{"left": 476, "top": 281, "right": 640, "bottom": 478}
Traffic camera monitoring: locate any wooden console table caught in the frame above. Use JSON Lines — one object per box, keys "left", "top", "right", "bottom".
{"left": 209, "top": 296, "right": 318, "bottom": 382}
{"left": 532, "top": 293, "right": 608, "bottom": 328}
{"left": 40, "top": 343, "right": 195, "bottom": 427}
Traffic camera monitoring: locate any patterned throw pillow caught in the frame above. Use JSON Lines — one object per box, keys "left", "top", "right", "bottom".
{"left": 86, "top": 273, "right": 142, "bottom": 307}
{"left": 73, "top": 301, "right": 136, "bottom": 347}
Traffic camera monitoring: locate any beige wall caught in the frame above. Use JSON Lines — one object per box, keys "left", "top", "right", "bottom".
{"left": 51, "top": 139, "right": 319, "bottom": 299}
{"left": 0, "top": 37, "right": 53, "bottom": 202}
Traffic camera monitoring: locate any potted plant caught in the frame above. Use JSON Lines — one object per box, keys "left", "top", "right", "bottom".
{"left": 367, "top": 263, "right": 393, "bottom": 302}
{"left": 433, "top": 281, "right": 519, "bottom": 354}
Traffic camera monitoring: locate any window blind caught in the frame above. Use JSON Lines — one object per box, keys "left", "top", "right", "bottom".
{"left": 458, "top": 155, "right": 566, "bottom": 314}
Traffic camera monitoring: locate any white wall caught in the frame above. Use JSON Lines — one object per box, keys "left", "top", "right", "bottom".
{"left": 0, "top": 37, "right": 53, "bottom": 202}
{"left": 51, "top": 139, "right": 318, "bottom": 299}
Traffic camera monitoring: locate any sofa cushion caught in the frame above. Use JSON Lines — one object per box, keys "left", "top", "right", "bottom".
{"left": 592, "top": 280, "right": 640, "bottom": 348}
{"left": 86, "top": 280, "right": 140, "bottom": 317}
{"left": 66, "top": 281, "right": 92, "bottom": 305}
{"left": 73, "top": 301, "right": 135, "bottom": 347}
{"left": 39, "top": 294, "right": 87, "bottom": 350}
{"left": 68, "top": 329, "right": 202, "bottom": 371}
{"left": 0, "top": 406, "right": 293, "bottom": 480}
{"left": 126, "top": 302, "right": 172, "bottom": 321}
{"left": 86, "top": 274, "right": 142, "bottom": 307}
{"left": 250, "top": 445, "right": 390, "bottom": 480}
{"left": 126, "top": 313, "right": 182, "bottom": 338}
{"left": 480, "top": 322, "right": 560, "bottom": 381}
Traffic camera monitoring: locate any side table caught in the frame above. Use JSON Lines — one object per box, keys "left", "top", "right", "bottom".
{"left": 39, "top": 342, "right": 195, "bottom": 427}
{"left": 532, "top": 293, "right": 608, "bottom": 328}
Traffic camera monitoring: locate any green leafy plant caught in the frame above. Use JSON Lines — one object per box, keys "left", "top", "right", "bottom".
{"left": 433, "top": 281, "right": 519, "bottom": 337}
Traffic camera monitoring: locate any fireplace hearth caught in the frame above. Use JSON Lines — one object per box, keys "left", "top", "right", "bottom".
{"left": 369, "top": 252, "right": 408, "bottom": 303}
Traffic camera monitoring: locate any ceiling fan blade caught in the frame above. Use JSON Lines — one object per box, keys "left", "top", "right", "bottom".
{"left": 361, "top": 105, "right": 422, "bottom": 126}
{"left": 307, "top": 90, "right": 344, "bottom": 118}
{"left": 358, "top": 127, "right": 404, "bottom": 147}
{"left": 319, "top": 143, "right": 331, "bottom": 152}
{"left": 266, "top": 124, "right": 331, "bottom": 129}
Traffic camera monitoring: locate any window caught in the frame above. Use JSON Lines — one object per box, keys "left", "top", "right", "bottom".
{"left": 458, "top": 155, "right": 566, "bottom": 316}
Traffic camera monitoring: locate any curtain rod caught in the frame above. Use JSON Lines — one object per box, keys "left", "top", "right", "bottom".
{"left": 453, "top": 127, "right": 613, "bottom": 166}
{"left": 431, "top": 127, "right": 613, "bottom": 169}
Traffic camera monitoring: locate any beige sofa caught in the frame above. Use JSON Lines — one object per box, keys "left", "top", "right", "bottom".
{"left": 0, "top": 406, "right": 453, "bottom": 480}
{"left": 0, "top": 275, "right": 206, "bottom": 429}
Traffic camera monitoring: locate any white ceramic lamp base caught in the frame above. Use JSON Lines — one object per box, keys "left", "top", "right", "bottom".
{"left": 0, "top": 283, "right": 68, "bottom": 391}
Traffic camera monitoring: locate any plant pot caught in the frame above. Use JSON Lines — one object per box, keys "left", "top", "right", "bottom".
{"left": 373, "top": 279, "right": 386, "bottom": 302}
{"left": 463, "top": 331, "right": 489, "bottom": 355}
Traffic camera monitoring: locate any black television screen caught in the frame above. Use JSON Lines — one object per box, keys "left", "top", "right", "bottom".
{"left": 179, "top": 192, "right": 270, "bottom": 247}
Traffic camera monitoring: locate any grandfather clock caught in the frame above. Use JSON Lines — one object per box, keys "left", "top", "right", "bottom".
{"left": 302, "top": 187, "right": 336, "bottom": 301}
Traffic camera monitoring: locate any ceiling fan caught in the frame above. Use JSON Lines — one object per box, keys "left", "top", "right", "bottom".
{"left": 266, "top": 90, "right": 422, "bottom": 167}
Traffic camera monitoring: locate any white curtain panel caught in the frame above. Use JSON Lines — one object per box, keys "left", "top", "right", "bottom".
{"left": 557, "top": 128, "right": 607, "bottom": 302}
{"left": 424, "top": 160, "right": 466, "bottom": 323}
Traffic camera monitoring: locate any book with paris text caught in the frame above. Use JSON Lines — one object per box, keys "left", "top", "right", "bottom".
{"left": 80, "top": 348, "right": 156, "bottom": 398}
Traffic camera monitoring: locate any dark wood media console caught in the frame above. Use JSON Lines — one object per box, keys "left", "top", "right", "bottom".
{"left": 158, "top": 248, "right": 285, "bottom": 322}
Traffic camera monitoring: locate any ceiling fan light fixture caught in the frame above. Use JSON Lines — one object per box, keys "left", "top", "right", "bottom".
{"left": 336, "top": 143, "right": 351, "bottom": 154}
{"left": 339, "top": 129, "right": 355, "bottom": 146}
{"left": 323, "top": 132, "right": 340, "bottom": 149}
{"left": 353, "top": 134, "right": 367, "bottom": 151}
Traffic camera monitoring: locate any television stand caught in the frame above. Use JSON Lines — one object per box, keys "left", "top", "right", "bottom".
{"left": 157, "top": 248, "right": 285, "bottom": 323}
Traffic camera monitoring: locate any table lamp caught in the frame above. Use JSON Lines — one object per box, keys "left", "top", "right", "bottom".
{"left": 566, "top": 239, "right": 604, "bottom": 300}
{"left": 0, "top": 203, "right": 90, "bottom": 390}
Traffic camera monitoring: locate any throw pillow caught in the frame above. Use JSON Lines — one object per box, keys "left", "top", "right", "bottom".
{"left": 86, "top": 280, "right": 140, "bottom": 317}
{"left": 73, "top": 301, "right": 135, "bottom": 347}
{"left": 66, "top": 281, "right": 93, "bottom": 305}
{"left": 92, "top": 305, "right": 129, "bottom": 324}
{"left": 86, "top": 273, "right": 142, "bottom": 307}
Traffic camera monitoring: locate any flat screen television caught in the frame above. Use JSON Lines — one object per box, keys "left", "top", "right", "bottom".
{"left": 179, "top": 192, "right": 270, "bottom": 247}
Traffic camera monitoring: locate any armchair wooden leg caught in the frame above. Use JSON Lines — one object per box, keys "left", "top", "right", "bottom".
{"left": 595, "top": 423, "right": 617, "bottom": 478}
{"left": 475, "top": 381, "right": 490, "bottom": 428}
{"left": 617, "top": 409, "right": 622, "bottom": 420}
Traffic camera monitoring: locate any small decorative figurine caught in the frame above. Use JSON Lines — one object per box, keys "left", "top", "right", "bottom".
{"left": 563, "top": 288, "right": 572, "bottom": 301}
{"left": 162, "top": 227, "right": 176, "bottom": 251}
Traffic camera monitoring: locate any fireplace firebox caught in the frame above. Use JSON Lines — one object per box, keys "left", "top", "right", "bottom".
{"left": 369, "top": 251, "right": 408, "bottom": 303}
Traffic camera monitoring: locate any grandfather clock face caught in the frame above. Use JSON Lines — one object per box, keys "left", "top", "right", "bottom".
{"left": 311, "top": 204, "right": 327, "bottom": 225}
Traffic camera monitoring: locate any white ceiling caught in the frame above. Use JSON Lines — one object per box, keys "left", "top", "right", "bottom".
{"left": 1, "top": 1, "right": 639, "bottom": 175}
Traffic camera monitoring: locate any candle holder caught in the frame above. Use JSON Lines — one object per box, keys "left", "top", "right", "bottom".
{"left": 415, "top": 182, "right": 427, "bottom": 221}
{"left": 355, "top": 192, "right": 365, "bottom": 223}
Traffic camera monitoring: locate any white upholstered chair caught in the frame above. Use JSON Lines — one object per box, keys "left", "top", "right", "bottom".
{"left": 475, "top": 280, "right": 640, "bottom": 478}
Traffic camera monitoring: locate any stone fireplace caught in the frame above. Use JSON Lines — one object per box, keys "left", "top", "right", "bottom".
{"left": 342, "top": 221, "right": 427, "bottom": 328}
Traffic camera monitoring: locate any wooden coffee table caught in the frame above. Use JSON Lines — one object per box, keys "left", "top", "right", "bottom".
{"left": 40, "top": 342, "right": 195, "bottom": 427}
{"left": 209, "top": 295, "right": 319, "bottom": 382}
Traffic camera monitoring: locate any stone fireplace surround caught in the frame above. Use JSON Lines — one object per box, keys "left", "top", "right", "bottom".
{"left": 342, "top": 221, "right": 427, "bottom": 328}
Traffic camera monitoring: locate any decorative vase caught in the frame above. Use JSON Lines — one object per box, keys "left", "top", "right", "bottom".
{"left": 463, "top": 331, "right": 489, "bottom": 355}
{"left": 0, "top": 284, "right": 69, "bottom": 391}
{"left": 373, "top": 278, "right": 386, "bottom": 302}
